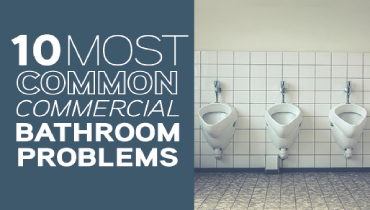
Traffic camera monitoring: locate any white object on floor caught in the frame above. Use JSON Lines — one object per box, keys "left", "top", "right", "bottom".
{"left": 198, "top": 103, "right": 238, "bottom": 159}
{"left": 329, "top": 103, "right": 367, "bottom": 159}
{"left": 265, "top": 103, "right": 303, "bottom": 160}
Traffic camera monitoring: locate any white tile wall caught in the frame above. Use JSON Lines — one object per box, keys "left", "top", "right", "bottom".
{"left": 195, "top": 51, "right": 370, "bottom": 169}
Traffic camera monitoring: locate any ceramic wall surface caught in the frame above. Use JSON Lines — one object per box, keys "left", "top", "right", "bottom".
{"left": 194, "top": 51, "right": 370, "bottom": 168}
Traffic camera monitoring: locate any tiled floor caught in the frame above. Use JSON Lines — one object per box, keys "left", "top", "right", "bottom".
{"left": 194, "top": 172, "right": 370, "bottom": 210}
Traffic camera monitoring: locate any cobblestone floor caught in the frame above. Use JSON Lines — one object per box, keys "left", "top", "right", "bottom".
{"left": 194, "top": 172, "right": 370, "bottom": 210}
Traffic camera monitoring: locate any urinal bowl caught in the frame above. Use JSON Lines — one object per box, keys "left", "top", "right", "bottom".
{"left": 329, "top": 104, "right": 367, "bottom": 159}
{"left": 198, "top": 103, "right": 238, "bottom": 159}
{"left": 265, "top": 103, "right": 303, "bottom": 159}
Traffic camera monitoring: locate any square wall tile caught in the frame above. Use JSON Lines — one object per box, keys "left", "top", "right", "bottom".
{"left": 218, "top": 65, "right": 233, "bottom": 77}
{"left": 351, "top": 92, "right": 363, "bottom": 104}
{"left": 250, "top": 105, "right": 266, "bottom": 117}
{"left": 234, "top": 52, "right": 250, "bottom": 64}
{"left": 201, "top": 64, "right": 217, "bottom": 77}
{"left": 316, "top": 66, "right": 331, "bottom": 77}
{"left": 299, "top": 130, "right": 314, "bottom": 142}
{"left": 348, "top": 52, "right": 363, "bottom": 65}
{"left": 283, "top": 155, "right": 298, "bottom": 168}
{"left": 236, "top": 117, "right": 249, "bottom": 129}
{"left": 234, "top": 130, "right": 249, "bottom": 142}
{"left": 234, "top": 143, "right": 249, "bottom": 156}
{"left": 331, "top": 155, "right": 346, "bottom": 168}
{"left": 200, "top": 90, "right": 215, "bottom": 103}
{"left": 266, "top": 143, "right": 279, "bottom": 154}
{"left": 316, "top": 78, "right": 331, "bottom": 90}
{"left": 234, "top": 65, "right": 249, "bottom": 77}
{"left": 234, "top": 156, "right": 250, "bottom": 168}
{"left": 299, "top": 52, "right": 315, "bottom": 65}
{"left": 315, "top": 91, "right": 331, "bottom": 104}
{"left": 299, "top": 143, "right": 314, "bottom": 154}
{"left": 332, "top": 78, "right": 347, "bottom": 90}
{"left": 234, "top": 104, "right": 249, "bottom": 116}
{"left": 315, "top": 143, "right": 330, "bottom": 154}
{"left": 250, "top": 117, "right": 265, "bottom": 129}
{"left": 299, "top": 78, "right": 315, "bottom": 90}
{"left": 201, "top": 156, "right": 216, "bottom": 168}
{"left": 267, "top": 65, "right": 283, "bottom": 78}
{"left": 299, "top": 91, "right": 314, "bottom": 103}
{"left": 332, "top": 66, "right": 347, "bottom": 77}
{"left": 250, "top": 156, "right": 265, "bottom": 168}
{"left": 234, "top": 78, "right": 249, "bottom": 90}
{"left": 299, "top": 104, "right": 314, "bottom": 116}
{"left": 266, "top": 91, "right": 281, "bottom": 103}
{"left": 267, "top": 78, "right": 281, "bottom": 90}
{"left": 218, "top": 51, "right": 233, "bottom": 64}
{"left": 285, "top": 90, "right": 298, "bottom": 103}
{"left": 217, "top": 156, "right": 233, "bottom": 168}
{"left": 234, "top": 91, "right": 249, "bottom": 103}
{"left": 348, "top": 66, "right": 363, "bottom": 78}
{"left": 251, "top": 65, "right": 266, "bottom": 77}
{"left": 351, "top": 79, "right": 363, "bottom": 91}
{"left": 250, "top": 78, "right": 266, "bottom": 90}
{"left": 283, "top": 65, "right": 298, "bottom": 78}
{"left": 301, "top": 117, "right": 314, "bottom": 129}
{"left": 251, "top": 52, "right": 266, "bottom": 64}
{"left": 250, "top": 130, "right": 266, "bottom": 142}
{"left": 283, "top": 52, "right": 299, "bottom": 65}
{"left": 331, "top": 143, "right": 343, "bottom": 155}
{"left": 250, "top": 91, "right": 266, "bottom": 103}
{"left": 315, "top": 104, "right": 330, "bottom": 116}
{"left": 315, "top": 130, "right": 331, "bottom": 142}
{"left": 315, "top": 117, "right": 330, "bottom": 129}
{"left": 315, "top": 155, "right": 330, "bottom": 168}
{"left": 316, "top": 52, "right": 331, "bottom": 65}
{"left": 299, "top": 155, "right": 314, "bottom": 168}
{"left": 201, "top": 51, "right": 217, "bottom": 64}
{"left": 219, "top": 90, "right": 233, "bottom": 103}
{"left": 299, "top": 65, "right": 315, "bottom": 77}
{"left": 201, "top": 78, "right": 216, "bottom": 90}
{"left": 267, "top": 52, "right": 282, "bottom": 64}
{"left": 332, "top": 52, "right": 347, "bottom": 65}
{"left": 250, "top": 143, "right": 265, "bottom": 155}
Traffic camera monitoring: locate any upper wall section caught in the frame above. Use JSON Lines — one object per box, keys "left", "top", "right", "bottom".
{"left": 195, "top": 0, "right": 370, "bottom": 52}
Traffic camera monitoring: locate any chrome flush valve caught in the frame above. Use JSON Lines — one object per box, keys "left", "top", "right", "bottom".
{"left": 344, "top": 81, "right": 352, "bottom": 104}
{"left": 280, "top": 81, "right": 287, "bottom": 103}
{"left": 214, "top": 80, "right": 221, "bottom": 103}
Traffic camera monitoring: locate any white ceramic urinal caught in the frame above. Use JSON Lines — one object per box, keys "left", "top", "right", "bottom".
{"left": 198, "top": 103, "right": 238, "bottom": 159}
{"left": 329, "top": 104, "right": 367, "bottom": 158}
{"left": 265, "top": 103, "right": 303, "bottom": 159}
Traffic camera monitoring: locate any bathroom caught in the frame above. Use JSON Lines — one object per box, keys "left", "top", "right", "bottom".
{"left": 194, "top": 1, "right": 370, "bottom": 209}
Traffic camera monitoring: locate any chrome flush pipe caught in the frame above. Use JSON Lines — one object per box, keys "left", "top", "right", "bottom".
{"left": 280, "top": 81, "right": 287, "bottom": 103}
{"left": 214, "top": 80, "right": 221, "bottom": 103}
{"left": 344, "top": 81, "right": 352, "bottom": 104}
